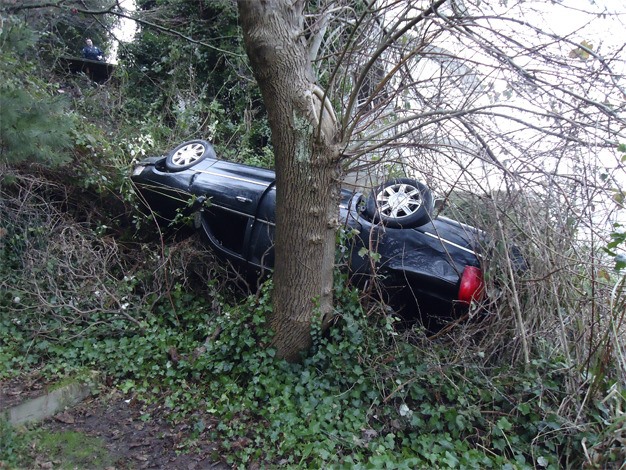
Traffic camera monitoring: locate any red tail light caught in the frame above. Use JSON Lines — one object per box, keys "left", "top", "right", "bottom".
{"left": 458, "top": 266, "right": 484, "bottom": 304}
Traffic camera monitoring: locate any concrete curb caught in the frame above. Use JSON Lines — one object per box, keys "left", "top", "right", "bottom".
{"left": 2, "top": 374, "right": 100, "bottom": 426}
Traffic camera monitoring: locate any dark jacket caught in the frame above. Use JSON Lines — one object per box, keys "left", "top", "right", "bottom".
{"left": 82, "top": 45, "right": 103, "bottom": 61}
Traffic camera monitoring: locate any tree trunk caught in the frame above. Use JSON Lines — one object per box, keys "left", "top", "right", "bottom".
{"left": 238, "top": 0, "right": 340, "bottom": 362}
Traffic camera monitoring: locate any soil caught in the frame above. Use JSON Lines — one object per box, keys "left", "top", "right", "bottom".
{"left": 42, "top": 390, "right": 229, "bottom": 469}
{"left": 1, "top": 375, "right": 53, "bottom": 410}
{"left": 2, "top": 379, "right": 231, "bottom": 470}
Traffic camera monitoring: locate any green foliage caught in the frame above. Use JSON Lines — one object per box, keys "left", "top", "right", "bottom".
{"left": 605, "top": 222, "right": 626, "bottom": 271}
{"left": 0, "top": 422, "right": 115, "bottom": 470}
{"left": 0, "top": 418, "right": 26, "bottom": 468}
{"left": 1, "top": 3, "right": 623, "bottom": 469}
{"left": 603, "top": 145, "right": 626, "bottom": 271}
{"left": 32, "top": 430, "right": 115, "bottom": 469}
{"left": 0, "top": 17, "right": 77, "bottom": 166}
{"left": 10, "top": 0, "right": 113, "bottom": 59}
{"left": 581, "top": 383, "right": 626, "bottom": 468}
{"left": 2, "top": 168, "right": 622, "bottom": 466}
{"left": 118, "top": 0, "right": 271, "bottom": 161}
{"left": 3, "top": 256, "right": 611, "bottom": 467}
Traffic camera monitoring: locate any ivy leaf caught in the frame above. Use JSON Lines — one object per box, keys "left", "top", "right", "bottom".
{"left": 443, "top": 451, "right": 459, "bottom": 467}
{"left": 517, "top": 402, "right": 531, "bottom": 415}
{"left": 497, "top": 417, "right": 513, "bottom": 431}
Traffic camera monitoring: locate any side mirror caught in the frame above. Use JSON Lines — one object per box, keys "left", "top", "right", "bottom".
{"left": 433, "top": 198, "right": 446, "bottom": 212}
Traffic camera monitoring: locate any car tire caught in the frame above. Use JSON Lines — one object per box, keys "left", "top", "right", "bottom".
{"left": 165, "top": 140, "right": 214, "bottom": 171}
{"left": 366, "top": 178, "right": 433, "bottom": 228}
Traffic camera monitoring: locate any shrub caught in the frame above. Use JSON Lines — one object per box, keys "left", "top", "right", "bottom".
{"left": 0, "top": 17, "right": 77, "bottom": 166}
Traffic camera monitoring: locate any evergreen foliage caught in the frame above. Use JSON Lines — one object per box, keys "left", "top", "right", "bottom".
{"left": 0, "top": 17, "right": 76, "bottom": 167}
{"left": 9, "top": 0, "right": 113, "bottom": 58}
{"left": 118, "top": 0, "right": 272, "bottom": 163}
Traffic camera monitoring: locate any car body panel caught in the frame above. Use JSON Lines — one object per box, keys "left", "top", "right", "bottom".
{"left": 131, "top": 147, "right": 486, "bottom": 320}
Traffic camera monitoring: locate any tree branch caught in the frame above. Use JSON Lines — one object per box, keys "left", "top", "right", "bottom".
{"left": 3, "top": 1, "right": 241, "bottom": 56}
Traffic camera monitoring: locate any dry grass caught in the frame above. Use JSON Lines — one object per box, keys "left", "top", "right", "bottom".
{"left": 0, "top": 168, "right": 235, "bottom": 339}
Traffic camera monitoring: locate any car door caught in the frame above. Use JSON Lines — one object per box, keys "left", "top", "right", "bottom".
{"left": 246, "top": 185, "right": 276, "bottom": 273}
{"left": 189, "top": 160, "right": 275, "bottom": 263}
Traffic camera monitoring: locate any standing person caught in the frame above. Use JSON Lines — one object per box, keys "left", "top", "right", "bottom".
{"left": 81, "top": 38, "right": 104, "bottom": 61}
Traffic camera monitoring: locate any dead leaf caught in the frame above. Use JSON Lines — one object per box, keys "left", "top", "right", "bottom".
{"left": 569, "top": 40, "right": 594, "bottom": 60}
{"left": 54, "top": 412, "right": 75, "bottom": 424}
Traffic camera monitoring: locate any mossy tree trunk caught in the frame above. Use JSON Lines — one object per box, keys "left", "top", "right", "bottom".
{"left": 238, "top": 0, "right": 341, "bottom": 361}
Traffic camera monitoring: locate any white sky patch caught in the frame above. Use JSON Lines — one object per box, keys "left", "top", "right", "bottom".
{"left": 109, "top": 0, "right": 137, "bottom": 64}
{"left": 366, "top": 0, "right": 626, "bottom": 237}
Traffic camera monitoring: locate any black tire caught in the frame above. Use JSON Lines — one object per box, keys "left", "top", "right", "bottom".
{"left": 365, "top": 178, "right": 433, "bottom": 228}
{"left": 165, "top": 140, "right": 215, "bottom": 171}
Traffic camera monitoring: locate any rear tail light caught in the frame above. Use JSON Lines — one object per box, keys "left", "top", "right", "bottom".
{"left": 458, "top": 266, "right": 484, "bottom": 304}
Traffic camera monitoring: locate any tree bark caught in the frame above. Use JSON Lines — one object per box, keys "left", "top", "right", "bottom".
{"left": 238, "top": 0, "right": 341, "bottom": 361}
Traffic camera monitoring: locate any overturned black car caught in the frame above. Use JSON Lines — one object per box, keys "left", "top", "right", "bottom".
{"left": 131, "top": 140, "right": 487, "bottom": 323}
